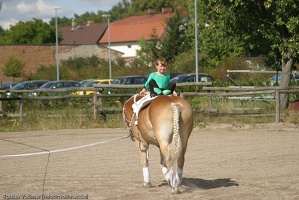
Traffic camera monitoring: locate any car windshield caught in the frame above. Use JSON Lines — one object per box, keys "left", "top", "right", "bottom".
{"left": 80, "top": 80, "right": 91, "bottom": 86}
{"left": 170, "top": 75, "right": 189, "bottom": 83}
{"left": 86, "top": 81, "right": 98, "bottom": 87}
{"left": 39, "top": 82, "right": 55, "bottom": 89}
{"left": 2, "top": 83, "right": 9, "bottom": 87}
{"left": 2, "top": 83, "right": 11, "bottom": 89}
{"left": 12, "top": 83, "right": 28, "bottom": 90}
{"left": 112, "top": 78, "right": 125, "bottom": 84}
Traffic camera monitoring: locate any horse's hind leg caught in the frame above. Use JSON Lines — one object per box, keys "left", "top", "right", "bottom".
{"left": 160, "top": 142, "right": 184, "bottom": 194}
{"left": 176, "top": 154, "right": 184, "bottom": 185}
{"left": 159, "top": 150, "right": 170, "bottom": 183}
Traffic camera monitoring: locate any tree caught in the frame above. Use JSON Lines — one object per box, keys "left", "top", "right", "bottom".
{"left": 196, "top": 0, "right": 299, "bottom": 108}
{"left": 0, "top": 26, "right": 5, "bottom": 36}
{"left": 0, "top": 19, "right": 56, "bottom": 44}
{"left": 160, "top": 10, "right": 192, "bottom": 64}
{"left": 129, "top": 0, "right": 189, "bottom": 15}
{"left": 137, "top": 10, "right": 192, "bottom": 66}
{"left": 183, "top": 0, "right": 246, "bottom": 72}
{"left": 49, "top": 16, "right": 73, "bottom": 27}
{"left": 2, "top": 55, "right": 24, "bottom": 80}
{"left": 136, "top": 29, "right": 161, "bottom": 66}
{"left": 109, "top": 0, "right": 132, "bottom": 20}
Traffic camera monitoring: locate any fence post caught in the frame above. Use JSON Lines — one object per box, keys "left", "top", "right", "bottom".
{"left": 180, "top": 92, "right": 184, "bottom": 98}
{"left": 93, "top": 93, "right": 98, "bottom": 120}
{"left": 208, "top": 96, "right": 212, "bottom": 111}
{"left": 275, "top": 89, "right": 280, "bottom": 123}
{"left": 19, "top": 99, "right": 23, "bottom": 122}
{"left": 0, "top": 80, "right": 3, "bottom": 113}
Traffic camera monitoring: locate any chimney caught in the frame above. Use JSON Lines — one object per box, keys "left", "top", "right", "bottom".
{"left": 71, "top": 20, "right": 76, "bottom": 31}
{"left": 86, "top": 20, "right": 94, "bottom": 26}
{"left": 162, "top": 7, "right": 173, "bottom": 14}
{"left": 147, "top": 9, "right": 157, "bottom": 15}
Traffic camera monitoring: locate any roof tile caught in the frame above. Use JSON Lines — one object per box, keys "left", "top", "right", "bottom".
{"left": 59, "top": 22, "right": 107, "bottom": 44}
{"left": 99, "top": 13, "right": 174, "bottom": 44}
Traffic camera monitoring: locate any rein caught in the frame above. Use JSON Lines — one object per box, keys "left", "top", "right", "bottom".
{"left": 122, "top": 107, "right": 136, "bottom": 128}
{"left": 121, "top": 104, "right": 136, "bottom": 141}
{"left": 122, "top": 94, "right": 139, "bottom": 128}
{"left": 122, "top": 94, "right": 145, "bottom": 144}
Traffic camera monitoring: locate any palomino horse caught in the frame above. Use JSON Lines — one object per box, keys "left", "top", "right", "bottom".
{"left": 116, "top": 94, "right": 193, "bottom": 194}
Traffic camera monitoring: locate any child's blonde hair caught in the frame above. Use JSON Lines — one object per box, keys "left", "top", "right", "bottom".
{"left": 155, "top": 57, "right": 167, "bottom": 67}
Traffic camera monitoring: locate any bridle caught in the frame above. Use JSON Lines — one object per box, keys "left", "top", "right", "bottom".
{"left": 122, "top": 106, "right": 136, "bottom": 128}
{"left": 121, "top": 106, "right": 136, "bottom": 141}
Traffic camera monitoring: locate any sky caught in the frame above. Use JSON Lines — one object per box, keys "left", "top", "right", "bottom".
{"left": 0, "top": 0, "right": 122, "bottom": 30}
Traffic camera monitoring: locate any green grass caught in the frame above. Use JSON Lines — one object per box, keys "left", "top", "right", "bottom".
{"left": 0, "top": 95, "right": 298, "bottom": 132}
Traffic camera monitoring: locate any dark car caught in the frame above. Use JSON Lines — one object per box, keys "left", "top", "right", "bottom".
{"left": 269, "top": 72, "right": 299, "bottom": 86}
{"left": 169, "top": 72, "right": 182, "bottom": 79}
{"left": 112, "top": 75, "right": 147, "bottom": 85}
{"left": 6, "top": 80, "right": 49, "bottom": 96}
{"left": 170, "top": 73, "right": 215, "bottom": 83}
{"left": 39, "top": 80, "right": 81, "bottom": 89}
{"left": 37, "top": 80, "right": 81, "bottom": 95}
{"left": 10, "top": 80, "right": 49, "bottom": 90}
{"left": 1, "top": 82, "right": 19, "bottom": 89}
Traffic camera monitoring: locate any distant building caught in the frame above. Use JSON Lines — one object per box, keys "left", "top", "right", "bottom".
{"left": 0, "top": 44, "right": 123, "bottom": 82}
{"left": 99, "top": 8, "right": 174, "bottom": 60}
{"left": 59, "top": 21, "right": 107, "bottom": 44}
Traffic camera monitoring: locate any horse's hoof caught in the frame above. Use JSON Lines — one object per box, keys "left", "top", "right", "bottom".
{"left": 167, "top": 179, "right": 170, "bottom": 186}
{"left": 172, "top": 187, "right": 181, "bottom": 194}
{"left": 143, "top": 182, "right": 152, "bottom": 188}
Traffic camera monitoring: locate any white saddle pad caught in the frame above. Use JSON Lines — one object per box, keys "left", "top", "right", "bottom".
{"left": 132, "top": 94, "right": 157, "bottom": 125}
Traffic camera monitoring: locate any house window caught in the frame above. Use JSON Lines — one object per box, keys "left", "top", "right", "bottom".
{"left": 127, "top": 45, "right": 131, "bottom": 48}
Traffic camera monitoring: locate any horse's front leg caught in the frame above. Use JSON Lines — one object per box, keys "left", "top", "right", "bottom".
{"left": 135, "top": 140, "right": 151, "bottom": 188}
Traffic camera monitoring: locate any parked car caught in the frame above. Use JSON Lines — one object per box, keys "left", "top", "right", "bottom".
{"left": 110, "top": 75, "right": 147, "bottom": 94}
{"left": 37, "top": 80, "right": 81, "bottom": 95}
{"left": 169, "top": 72, "right": 182, "bottom": 79}
{"left": 1, "top": 82, "right": 19, "bottom": 89}
{"left": 270, "top": 72, "right": 299, "bottom": 86}
{"left": 76, "top": 79, "right": 113, "bottom": 95}
{"left": 79, "top": 79, "right": 94, "bottom": 86}
{"left": 6, "top": 80, "right": 49, "bottom": 96}
{"left": 112, "top": 75, "right": 147, "bottom": 85}
{"left": 170, "top": 73, "right": 215, "bottom": 83}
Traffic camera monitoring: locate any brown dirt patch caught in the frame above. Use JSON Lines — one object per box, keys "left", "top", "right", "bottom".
{"left": 0, "top": 124, "right": 299, "bottom": 199}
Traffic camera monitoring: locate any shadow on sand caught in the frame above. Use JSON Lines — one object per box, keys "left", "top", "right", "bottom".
{"left": 183, "top": 177, "right": 239, "bottom": 189}
{"left": 158, "top": 177, "right": 239, "bottom": 192}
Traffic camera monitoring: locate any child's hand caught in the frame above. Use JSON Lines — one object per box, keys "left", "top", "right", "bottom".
{"left": 140, "top": 88, "right": 146, "bottom": 95}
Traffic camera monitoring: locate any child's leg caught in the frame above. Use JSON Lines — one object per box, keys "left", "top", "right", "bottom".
{"left": 149, "top": 79, "right": 161, "bottom": 97}
{"left": 162, "top": 82, "right": 176, "bottom": 95}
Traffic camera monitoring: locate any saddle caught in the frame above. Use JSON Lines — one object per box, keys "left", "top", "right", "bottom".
{"left": 132, "top": 94, "right": 157, "bottom": 125}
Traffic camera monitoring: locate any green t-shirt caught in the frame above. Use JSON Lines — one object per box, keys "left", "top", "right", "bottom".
{"left": 144, "top": 72, "right": 170, "bottom": 89}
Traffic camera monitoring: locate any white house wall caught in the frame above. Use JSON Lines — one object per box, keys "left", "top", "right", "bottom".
{"left": 105, "top": 42, "right": 140, "bottom": 58}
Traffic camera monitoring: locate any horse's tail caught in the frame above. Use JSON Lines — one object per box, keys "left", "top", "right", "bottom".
{"left": 167, "top": 103, "right": 183, "bottom": 170}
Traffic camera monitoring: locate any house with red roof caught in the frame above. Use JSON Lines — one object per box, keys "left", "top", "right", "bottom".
{"left": 58, "top": 21, "right": 123, "bottom": 62}
{"left": 99, "top": 8, "right": 174, "bottom": 60}
{"left": 59, "top": 21, "right": 107, "bottom": 44}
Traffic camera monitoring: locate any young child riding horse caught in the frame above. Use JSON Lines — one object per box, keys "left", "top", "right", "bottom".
{"left": 140, "top": 58, "right": 177, "bottom": 97}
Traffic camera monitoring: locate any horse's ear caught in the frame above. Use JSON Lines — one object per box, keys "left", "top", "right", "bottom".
{"left": 116, "top": 101, "right": 123, "bottom": 109}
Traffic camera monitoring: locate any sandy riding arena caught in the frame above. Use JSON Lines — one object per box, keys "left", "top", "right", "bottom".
{"left": 0, "top": 123, "right": 299, "bottom": 200}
